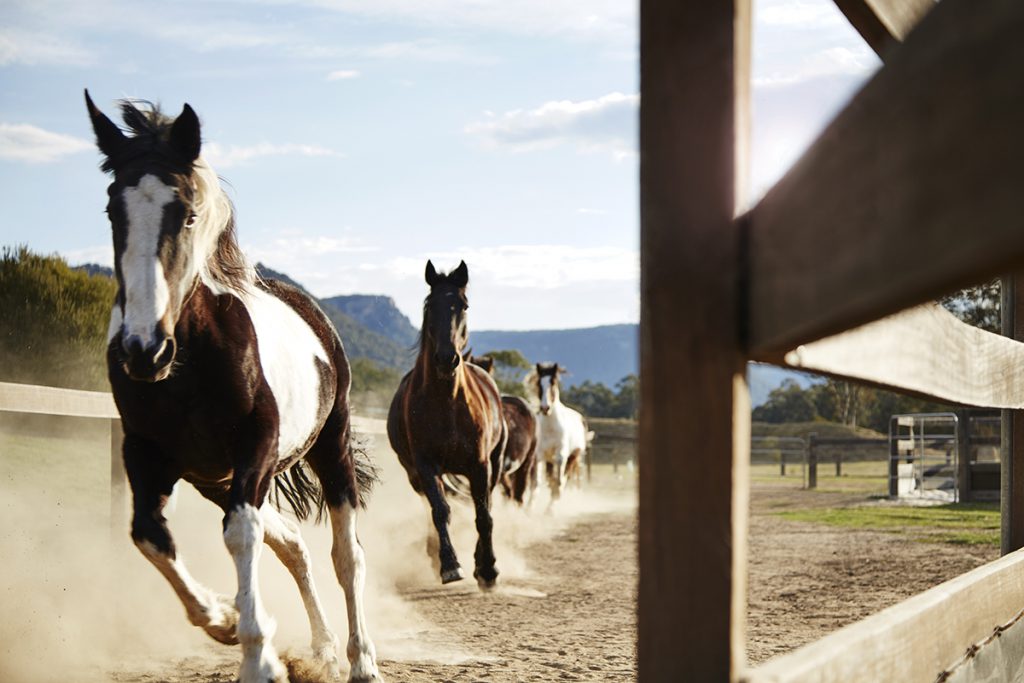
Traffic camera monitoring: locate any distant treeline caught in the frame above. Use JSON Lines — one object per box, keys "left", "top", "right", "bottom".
{"left": 753, "top": 378, "right": 952, "bottom": 434}
{"left": 0, "top": 247, "right": 638, "bottom": 421}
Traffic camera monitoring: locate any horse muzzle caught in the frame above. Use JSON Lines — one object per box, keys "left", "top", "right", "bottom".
{"left": 121, "top": 333, "right": 177, "bottom": 382}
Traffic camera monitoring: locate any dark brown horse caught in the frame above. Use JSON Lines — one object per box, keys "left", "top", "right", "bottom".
{"left": 466, "top": 353, "right": 538, "bottom": 505}
{"left": 85, "top": 92, "right": 382, "bottom": 683}
{"left": 387, "top": 261, "right": 506, "bottom": 588}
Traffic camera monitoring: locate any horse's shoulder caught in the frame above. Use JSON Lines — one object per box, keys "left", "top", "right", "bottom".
{"left": 252, "top": 278, "right": 339, "bottom": 354}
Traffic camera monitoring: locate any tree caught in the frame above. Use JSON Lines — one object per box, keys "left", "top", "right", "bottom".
{"left": 478, "top": 348, "right": 531, "bottom": 398}
{"left": 562, "top": 380, "right": 619, "bottom": 417}
{"left": 0, "top": 246, "right": 117, "bottom": 391}
{"left": 940, "top": 279, "right": 999, "bottom": 333}
{"left": 614, "top": 374, "right": 639, "bottom": 419}
{"left": 752, "top": 379, "right": 818, "bottom": 423}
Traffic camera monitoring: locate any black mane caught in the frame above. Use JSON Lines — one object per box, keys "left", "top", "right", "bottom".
{"left": 99, "top": 100, "right": 191, "bottom": 173}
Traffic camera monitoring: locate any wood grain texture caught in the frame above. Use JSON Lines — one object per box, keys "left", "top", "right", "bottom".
{"left": 741, "top": 548, "right": 1024, "bottom": 683}
{"left": 639, "top": 0, "right": 750, "bottom": 679}
{"left": 746, "top": 0, "right": 1024, "bottom": 356}
{"left": 0, "top": 381, "right": 119, "bottom": 419}
{"left": 781, "top": 303, "right": 1024, "bottom": 409}
{"left": 831, "top": 0, "right": 934, "bottom": 58}
{"left": 1002, "top": 274, "right": 1024, "bottom": 554}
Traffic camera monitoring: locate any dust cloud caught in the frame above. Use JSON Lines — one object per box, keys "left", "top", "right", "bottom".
{"left": 0, "top": 418, "right": 635, "bottom": 682}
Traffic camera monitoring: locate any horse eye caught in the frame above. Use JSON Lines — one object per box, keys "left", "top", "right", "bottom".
{"left": 184, "top": 213, "right": 197, "bottom": 228}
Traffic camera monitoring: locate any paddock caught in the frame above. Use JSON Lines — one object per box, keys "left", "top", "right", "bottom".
{"left": 641, "top": 0, "right": 1024, "bottom": 680}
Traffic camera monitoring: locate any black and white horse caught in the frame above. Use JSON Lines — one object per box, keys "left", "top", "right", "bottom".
{"left": 85, "top": 91, "right": 383, "bottom": 683}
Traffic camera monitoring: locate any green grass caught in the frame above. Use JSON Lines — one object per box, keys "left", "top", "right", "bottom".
{"left": 777, "top": 503, "right": 1000, "bottom": 546}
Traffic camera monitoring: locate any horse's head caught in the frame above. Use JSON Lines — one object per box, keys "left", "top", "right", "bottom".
{"left": 423, "top": 259, "right": 469, "bottom": 378}
{"left": 469, "top": 354, "right": 495, "bottom": 375}
{"left": 86, "top": 90, "right": 229, "bottom": 382}
{"left": 536, "top": 362, "right": 563, "bottom": 415}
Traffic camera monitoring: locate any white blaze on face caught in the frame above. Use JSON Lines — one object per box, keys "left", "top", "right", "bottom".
{"left": 539, "top": 375, "right": 552, "bottom": 412}
{"left": 120, "top": 174, "right": 176, "bottom": 347}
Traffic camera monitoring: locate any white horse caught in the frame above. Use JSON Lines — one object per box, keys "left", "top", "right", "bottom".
{"left": 527, "top": 363, "right": 592, "bottom": 503}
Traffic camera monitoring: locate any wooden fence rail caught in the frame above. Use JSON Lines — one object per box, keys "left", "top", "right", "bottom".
{"left": 0, "top": 381, "right": 387, "bottom": 537}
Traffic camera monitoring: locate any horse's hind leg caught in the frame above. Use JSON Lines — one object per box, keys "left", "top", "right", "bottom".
{"left": 123, "top": 436, "right": 239, "bottom": 645}
{"left": 307, "top": 412, "right": 383, "bottom": 683}
{"left": 261, "top": 505, "right": 341, "bottom": 677}
{"left": 468, "top": 464, "right": 498, "bottom": 590}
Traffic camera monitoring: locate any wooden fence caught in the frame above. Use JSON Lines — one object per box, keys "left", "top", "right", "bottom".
{"left": 641, "top": 0, "right": 1024, "bottom": 680}
{"left": 0, "top": 381, "right": 387, "bottom": 536}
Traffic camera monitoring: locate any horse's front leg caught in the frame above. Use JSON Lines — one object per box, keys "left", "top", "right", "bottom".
{"left": 123, "top": 435, "right": 239, "bottom": 644}
{"left": 224, "top": 410, "right": 287, "bottom": 683}
{"left": 468, "top": 464, "right": 498, "bottom": 590}
{"left": 416, "top": 456, "right": 463, "bottom": 583}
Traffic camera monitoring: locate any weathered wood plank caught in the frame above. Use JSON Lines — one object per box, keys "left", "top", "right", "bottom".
{"left": 639, "top": 0, "right": 750, "bottom": 679}
{"left": 1003, "top": 273, "right": 1024, "bottom": 554}
{"left": 0, "top": 381, "right": 119, "bottom": 419}
{"left": 746, "top": 0, "right": 1024, "bottom": 357}
{"left": 741, "top": 548, "right": 1024, "bottom": 683}
{"left": 831, "top": 0, "right": 934, "bottom": 59}
{"left": 781, "top": 303, "right": 1024, "bottom": 409}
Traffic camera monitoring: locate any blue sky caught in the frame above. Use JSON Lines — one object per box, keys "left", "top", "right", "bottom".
{"left": 0, "top": 0, "right": 877, "bottom": 330}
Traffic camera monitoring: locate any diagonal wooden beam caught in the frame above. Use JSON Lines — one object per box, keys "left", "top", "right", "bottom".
{"left": 831, "top": 0, "right": 935, "bottom": 59}
{"left": 781, "top": 303, "right": 1024, "bottom": 409}
{"left": 745, "top": 0, "right": 1024, "bottom": 360}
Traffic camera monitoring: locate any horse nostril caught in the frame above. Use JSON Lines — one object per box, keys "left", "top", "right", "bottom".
{"left": 152, "top": 337, "right": 176, "bottom": 368}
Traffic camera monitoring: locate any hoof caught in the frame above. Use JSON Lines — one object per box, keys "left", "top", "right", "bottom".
{"left": 203, "top": 595, "right": 240, "bottom": 645}
{"left": 473, "top": 568, "right": 498, "bottom": 591}
{"left": 441, "top": 566, "right": 465, "bottom": 584}
{"left": 348, "top": 673, "right": 385, "bottom": 683}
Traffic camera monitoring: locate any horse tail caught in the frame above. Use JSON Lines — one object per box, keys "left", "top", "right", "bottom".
{"left": 351, "top": 436, "right": 380, "bottom": 509}
{"left": 272, "top": 460, "right": 324, "bottom": 523}
{"left": 272, "top": 435, "right": 380, "bottom": 523}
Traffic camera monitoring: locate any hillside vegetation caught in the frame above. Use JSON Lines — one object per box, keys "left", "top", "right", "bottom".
{"left": 0, "top": 247, "right": 116, "bottom": 391}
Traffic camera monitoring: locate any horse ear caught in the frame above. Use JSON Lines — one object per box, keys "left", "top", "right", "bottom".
{"left": 450, "top": 260, "right": 469, "bottom": 288}
{"left": 169, "top": 103, "right": 201, "bottom": 162}
{"left": 425, "top": 260, "right": 439, "bottom": 286}
{"left": 84, "top": 89, "right": 126, "bottom": 160}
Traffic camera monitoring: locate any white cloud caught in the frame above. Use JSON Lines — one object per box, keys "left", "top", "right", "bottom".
{"left": 754, "top": 45, "right": 876, "bottom": 87}
{"left": 758, "top": 0, "right": 844, "bottom": 27}
{"left": 300, "top": 0, "right": 635, "bottom": 46}
{"left": 0, "top": 123, "right": 92, "bottom": 163}
{"left": 576, "top": 208, "right": 607, "bottom": 215}
{"left": 466, "top": 92, "right": 638, "bottom": 161}
{"left": 0, "top": 29, "right": 96, "bottom": 67}
{"left": 202, "top": 142, "right": 341, "bottom": 168}
{"left": 326, "top": 68, "right": 360, "bottom": 80}
{"left": 386, "top": 245, "right": 638, "bottom": 290}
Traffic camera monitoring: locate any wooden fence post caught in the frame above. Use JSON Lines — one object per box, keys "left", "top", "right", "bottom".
{"left": 807, "top": 433, "right": 818, "bottom": 490}
{"left": 638, "top": 0, "right": 750, "bottom": 679}
{"left": 957, "top": 409, "right": 971, "bottom": 504}
{"left": 835, "top": 451, "right": 842, "bottom": 478}
{"left": 780, "top": 451, "right": 786, "bottom": 477}
{"left": 110, "top": 418, "right": 126, "bottom": 538}
{"left": 1002, "top": 273, "right": 1024, "bottom": 554}
{"left": 889, "top": 430, "right": 899, "bottom": 498}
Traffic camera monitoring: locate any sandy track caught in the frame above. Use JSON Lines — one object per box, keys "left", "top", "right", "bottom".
{"left": 1, "top": 419, "right": 1000, "bottom": 682}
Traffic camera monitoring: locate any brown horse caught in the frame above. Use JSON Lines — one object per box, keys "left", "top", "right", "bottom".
{"left": 387, "top": 261, "right": 506, "bottom": 588}
{"left": 466, "top": 353, "right": 538, "bottom": 506}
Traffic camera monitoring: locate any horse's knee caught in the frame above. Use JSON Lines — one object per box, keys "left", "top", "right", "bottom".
{"left": 131, "top": 514, "right": 175, "bottom": 557}
{"left": 224, "top": 504, "right": 263, "bottom": 556}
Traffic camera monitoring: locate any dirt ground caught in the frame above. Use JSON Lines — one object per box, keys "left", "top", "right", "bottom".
{"left": 0, "top": 421, "right": 1001, "bottom": 681}
{"left": 745, "top": 482, "right": 999, "bottom": 665}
